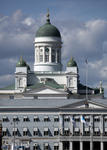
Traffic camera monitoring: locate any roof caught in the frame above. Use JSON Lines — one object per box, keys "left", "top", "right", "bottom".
{"left": 36, "top": 13, "right": 61, "bottom": 38}
{"left": 0, "top": 98, "right": 107, "bottom": 110}
{"left": 67, "top": 57, "right": 77, "bottom": 67}
{"left": 0, "top": 98, "right": 83, "bottom": 109}
{"left": 16, "top": 56, "right": 30, "bottom": 70}
{"left": 16, "top": 56, "right": 27, "bottom": 67}
{"left": 28, "top": 78, "right": 64, "bottom": 90}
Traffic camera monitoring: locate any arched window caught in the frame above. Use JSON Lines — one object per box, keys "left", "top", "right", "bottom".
{"left": 39, "top": 49, "right": 43, "bottom": 62}
{"left": 57, "top": 50, "right": 60, "bottom": 63}
{"left": 52, "top": 49, "right": 56, "bottom": 62}
{"left": 19, "top": 78, "right": 23, "bottom": 87}
{"left": 45, "top": 47, "right": 49, "bottom": 62}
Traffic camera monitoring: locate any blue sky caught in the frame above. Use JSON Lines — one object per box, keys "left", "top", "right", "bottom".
{"left": 0, "top": 0, "right": 107, "bottom": 20}
{"left": 0, "top": 0, "right": 107, "bottom": 97}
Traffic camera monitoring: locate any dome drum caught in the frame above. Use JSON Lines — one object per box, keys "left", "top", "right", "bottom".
{"left": 34, "top": 63, "right": 62, "bottom": 72}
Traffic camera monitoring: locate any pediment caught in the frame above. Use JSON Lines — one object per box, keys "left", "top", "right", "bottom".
{"left": 36, "top": 88, "right": 64, "bottom": 94}
{"left": 60, "top": 100, "right": 106, "bottom": 109}
{"left": 26, "top": 86, "right": 66, "bottom": 95}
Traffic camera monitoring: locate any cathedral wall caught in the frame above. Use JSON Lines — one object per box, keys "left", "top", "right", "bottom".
{"left": 36, "top": 74, "right": 67, "bottom": 85}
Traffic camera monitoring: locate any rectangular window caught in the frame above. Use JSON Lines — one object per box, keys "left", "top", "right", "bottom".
{"left": 104, "top": 131, "right": 107, "bottom": 136}
{"left": 54, "top": 131, "right": 59, "bottom": 136}
{"left": 84, "top": 116, "right": 90, "bottom": 122}
{"left": 44, "top": 128, "right": 49, "bottom": 136}
{"left": 2, "top": 131, "right": 7, "bottom": 136}
{"left": 13, "top": 131, "right": 18, "bottom": 136}
{"left": 94, "top": 128, "right": 100, "bottom": 136}
{"left": 94, "top": 116, "right": 100, "bottom": 122}
{"left": 44, "top": 116, "right": 49, "bottom": 122}
{"left": 13, "top": 116, "right": 19, "bottom": 122}
{"left": 34, "top": 116, "right": 39, "bottom": 122}
{"left": 84, "top": 131, "right": 90, "bottom": 136}
{"left": 104, "top": 116, "right": 107, "bottom": 122}
{"left": 33, "top": 145, "right": 38, "bottom": 150}
{"left": 54, "top": 116, "right": 59, "bottom": 122}
{"left": 54, "top": 128, "right": 59, "bottom": 136}
{"left": 40, "top": 55, "right": 43, "bottom": 62}
{"left": 74, "top": 128, "right": 80, "bottom": 136}
{"left": 2, "top": 117, "right": 8, "bottom": 122}
{"left": 33, "top": 131, "right": 38, "bottom": 136}
{"left": 45, "top": 55, "right": 49, "bottom": 62}
{"left": 44, "top": 131, "right": 49, "bottom": 136}
{"left": 64, "top": 116, "right": 70, "bottom": 122}
{"left": 23, "top": 131, "right": 28, "bottom": 136}
{"left": 44, "top": 144, "right": 49, "bottom": 150}
{"left": 33, "top": 128, "right": 38, "bottom": 136}
{"left": 54, "top": 146, "right": 59, "bottom": 150}
{"left": 52, "top": 55, "right": 55, "bottom": 62}
{"left": 64, "top": 128, "right": 70, "bottom": 136}
{"left": 23, "top": 116, "right": 29, "bottom": 122}
{"left": 74, "top": 116, "right": 80, "bottom": 122}
{"left": 23, "top": 128, "right": 28, "bottom": 136}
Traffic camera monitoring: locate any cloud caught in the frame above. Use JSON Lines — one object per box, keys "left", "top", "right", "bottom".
{"left": 60, "top": 19, "right": 107, "bottom": 96}
{"left": 0, "top": 74, "right": 14, "bottom": 88}
{"left": 61, "top": 19, "right": 107, "bottom": 61}
{"left": 0, "top": 10, "right": 107, "bottom": 97}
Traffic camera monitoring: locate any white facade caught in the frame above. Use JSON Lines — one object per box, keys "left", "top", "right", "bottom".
{"left": 34, "top": 37, "right": 62, "bottom": 72}
{"left": 15, "top": 67, "right": 28, "bottom": 90}
{"left": 14, "top": 15, "right": 79, "bottom": 94}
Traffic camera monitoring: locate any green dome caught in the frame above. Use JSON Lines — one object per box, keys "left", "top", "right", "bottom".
{"left": 16, "top": 56, "right": 27, "bottom": 67}
{"left": 67, "top": 57, "right": 77, "bottom": 67}
{"left": 16, "top": 56, "right": 31, "bottom": 70}
{"left": 36, "top": 13, "right": 61, "bottom": 38}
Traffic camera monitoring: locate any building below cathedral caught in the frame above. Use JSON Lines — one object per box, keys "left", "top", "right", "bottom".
{"left": 0, "top": 11, "right": 106, "bottom": 150}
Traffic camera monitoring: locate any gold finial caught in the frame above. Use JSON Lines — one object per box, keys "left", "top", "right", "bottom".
{"left": 46, "top": 8, "right": 50, "bottom": 23}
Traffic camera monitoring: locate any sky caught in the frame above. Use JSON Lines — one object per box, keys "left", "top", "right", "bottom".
{"left": 0, "top": 0, "right": 107, "bottom": 97}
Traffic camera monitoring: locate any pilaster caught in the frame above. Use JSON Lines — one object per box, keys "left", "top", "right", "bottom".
{"left": 101, "top": 142, "right": 103, "bottom": 150}
{"left": 70, "top": 141, "right": 73, "bottom": 150}
{"left": 80, "top": 141, "right": 83, "bottom": 150}
{"left": 59, "top": 142, "right": 63, "bottom": 150}
{"left": 59, "top": 115, "right": 63, "bottom": 135}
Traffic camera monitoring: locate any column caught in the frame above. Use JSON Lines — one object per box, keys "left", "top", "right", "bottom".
{"left": 59, "top": 115, "right": 63, "bottom": 135}
{"left": 90, "top": 115, "right": 93, "bottom": 150}
{"left": 100, "top": 115, "right": 103, "bottom": 135}
{"left": 38, "top": 47, "right": 40, "bottom": 63}
{"left": 59, "top": 142, "right": 63, "bottom": 150}
{"left": 80, "top": 115, "right": 83, "bottom": 135}
{"left": 101, "top": 142, "right": 103, "bottom": 150}
{"left": 70, "top": 141, "right": 73, "bottom": 150}
{"left": 49, "top": 47, "right": 52, "bottom": 63}
{"left": 43, "top": 47, "right": 45, "bottom": 63}
{"left": 90, "top": 141, "right": 93, "bottom": 150}
{"left": 70, "top": 115, "right": 73, "bottom": 135}
{"left": 80, "top": 141, "right": 83, "bottom": 150}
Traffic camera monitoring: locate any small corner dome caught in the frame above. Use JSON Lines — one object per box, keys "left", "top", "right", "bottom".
{"left": 16, "top": 56, "right": 30, "bottom": 70}
{"left": 67, "top": 57, "right": 77, "bottom": 67}
{"left": 36, "top": 12, "right": 61, "bottom": 38}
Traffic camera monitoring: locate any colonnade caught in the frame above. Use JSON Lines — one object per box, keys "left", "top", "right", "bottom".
{"left": 59, "top": 141, "right": 105, "bottom": 150}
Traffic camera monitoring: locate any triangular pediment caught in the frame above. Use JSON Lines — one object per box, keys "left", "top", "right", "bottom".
{"left": 36, "top": 88, "right": 64, "bottom": 94}
{"left": 25, "top": 86, "right": 66, "bottom": 95}
{"left": 60, "top": 100, "right": 106, "bottom": 109}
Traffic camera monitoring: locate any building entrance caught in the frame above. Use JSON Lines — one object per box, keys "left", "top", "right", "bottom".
{"left": 104, "top": 142, "right": 107, "bottom": 150}
{"left": 83, "top": 141, "right": 90, "bottom": 150}
{"left": 93, "top": 142, "right": 100, "bottom": 150}
{"left": 73, "top": 141, "right": 80, "bottom": 150}
{"left": 63, "top": 141, "right": 69, "bottom": 150}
